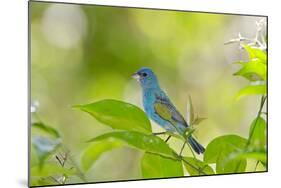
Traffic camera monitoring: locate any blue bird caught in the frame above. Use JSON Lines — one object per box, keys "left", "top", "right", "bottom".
{"left": 132, "top": 67, "right": 205, "bottom": 154}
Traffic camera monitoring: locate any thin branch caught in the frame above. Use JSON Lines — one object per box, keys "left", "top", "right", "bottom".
{"left": 224, "top": 18, "right": 267, "bottom": 50}
{"left": 246, "top": 95, "right": 267, "bottom": 147}
{"left": 66, "top": 151, "right": 87, "bottom": 182}
{"left": 179, "top": 141, "right": 187, "bottom": 156}
{"left": 48, "top": 176, "right": 61, "bottom": 184}
{"left": 224, "top": 34, "right": 254, "bottom": 45}
{"left": 234, "top": 95, "right": 267, "bottom": 172}
{"left": 187, "top": 142, "right": 197, "bottom": 160}
{"left": 254, "top": 160, "right": 260, "bottom": 171}
{"left": 181, "top": 157, "right": 207, "bottom": 175}
{"left": 55, "top": 155, "right": 63, "bottom": 166}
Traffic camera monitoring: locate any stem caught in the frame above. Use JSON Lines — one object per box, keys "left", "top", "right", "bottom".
{"left": 55, "top": 151, "right": 69, "bottom": 184}
{"left": 67, "top": 152, "right": 87, "bottom": 182}
{"left": 152, "top": 129, "right": 206, "bottom": 175}
{"left": 145, "top": 151, "right": 207, "bottom": 176}
{"left": 48, "top": 176, "right": 61, "bottom": 184}
{"left": 55, "top": 155, "right": 63, "bottom": 166}
{"left": 179, "top": 141, "right": 186, "bottom": 156}
{"left": 246, "top": 95, "right": 267, "bottom": 147}
{"left": 181, "top": 157, "right": 207, "bottom": 175}
{"left": 224, "top": 18, "right": 267, "bottom": 50}
{"left": 254, "top": 161, "right": 260, "bottom": 171}
{"left": 234, "top": 95, "right": 267, "bottom": 172}
{"left": 152, "top": 131, "right": 206, "bottom": 175}
{"left": 187, "top": 142, "right": 197, "bottom": 160}
{"left": 56, "top": 146, "right": 87, "bottom": 183}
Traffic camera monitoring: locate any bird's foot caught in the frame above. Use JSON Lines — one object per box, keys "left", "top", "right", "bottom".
{"left": 152, "top": 132, "right": 172, "bottom": 142}
{"left": 152, "top": 132, "right": 171, "bottom": 143}
{"left": 153, "top": 132, "right": 167, "bottom": 136}
{"left": 165, "top": 135, "right": 172, "bottom": 143}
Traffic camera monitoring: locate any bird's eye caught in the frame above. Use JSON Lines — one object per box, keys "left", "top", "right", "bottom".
{"left": 142, "top": 73, "right": 148, "bottom": 77}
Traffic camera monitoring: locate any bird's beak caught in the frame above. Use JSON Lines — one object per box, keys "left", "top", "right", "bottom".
{"left": 131, "top": 72, "right": 140, "bottom": 80}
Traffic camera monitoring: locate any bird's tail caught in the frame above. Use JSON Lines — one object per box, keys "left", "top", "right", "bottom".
{"left": 187, "top": 136, "right": 205, "bottom": 155}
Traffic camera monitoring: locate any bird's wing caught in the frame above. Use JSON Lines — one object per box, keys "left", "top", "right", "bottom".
{"left": 153, "top": 93, "right": 188, "bottom": 127}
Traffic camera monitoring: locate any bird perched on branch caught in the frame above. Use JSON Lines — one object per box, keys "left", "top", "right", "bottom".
{"left": 132, "top": 67, "right": 205, "bottom": 154}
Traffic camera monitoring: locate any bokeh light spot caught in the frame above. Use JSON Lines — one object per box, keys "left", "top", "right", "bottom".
{"left": 41, "top": 4, "right": 87, "bottom": 49}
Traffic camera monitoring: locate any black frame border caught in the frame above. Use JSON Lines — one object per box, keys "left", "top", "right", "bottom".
{"left": 28, "top": 0, "right": 269, "bottom": 187}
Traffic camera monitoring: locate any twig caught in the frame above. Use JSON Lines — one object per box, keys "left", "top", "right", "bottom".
{"left": 61, "top": 150, "right": 69, "bottom": 167}
{"left": 179, "top": 141, "right": 187, "bottom": 156}
{"left": 234, "top": 95, "right": 267, "bottom": 172}
{"left": 224, "top": 34, "right": 255, "bottom": 45}
{"left": 224, "top": 18, "right": 267, "bottom": 50}
{"left": 181, "top": 157, "right": 207, "bottom": 175}
{"left": 66, "top": 151, "right": 87, "bottom": 182}
{"left": 55, "top": 155, "right": 63, "bottom": 166}
{"left": 48, "top": 176, "right": 61, "bottom": 184}
{"left": 187, "top": 142, "right": 197, "bottom": 160}
{"left": 246, "top": 95, "right": 267, "bottom": 147}
{"left": 55, "top": 152, "right": 68, "bottom": 184}
{"left": 254, "top": 160, "right": 260, "bottom": 171}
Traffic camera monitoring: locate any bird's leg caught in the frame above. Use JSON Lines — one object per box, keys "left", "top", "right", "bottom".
{"left": 153, "top": 132, "right": 171, "bottom": 143}
{"left": 179, "top": 141, "right": 187, "bottom": 157}
{"left": 153, "top": 132, "right": 167, "bottom": 136}
{"left": 165, "top": 135, "right": 172, "bottom": 142}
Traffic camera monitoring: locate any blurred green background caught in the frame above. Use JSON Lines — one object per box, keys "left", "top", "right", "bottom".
{"left": 30, "top": 1, "right": 264, "bottom": 184}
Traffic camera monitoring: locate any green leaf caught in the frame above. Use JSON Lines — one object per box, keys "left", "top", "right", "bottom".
{"left": 249, "top": 117, "right": 266, "bottom": 150}
{"left": 87, "top": 131, "right": 179, "bottom": 160}
{"left": 81, "top": 140, "right": 123, "bottom": 171}
{"left": 73, "top": 99, "right": 152, "bottom": 134}
{"left": 204, "top": 135, "right": 247, "bottom": 163}
{"left": 141, "top": 152, "right": 183, "bottom": 178}
{"left": 31, "top": 163, "right": 76, "bottom": 177}
{"left": 32, "top": 122, "right": 60, "bottom": 138}
{"left": 183, "top": 157, "right": 215, "bottom": 176}
{"left": 243, "top": 45, "right": 267, "bottom": 63}
{"left": 235, "top": 85, "right": 266, "bottom": 100}
{"left": 216, "top": 153, "right": 247, "bottom": 174}
{"left": 225, "top": 149, "right": 267, "bottom": 165}
{"left": 204, "top": 135, "right": 247, "bottom": 173}
{"left": 233, "top": 60, "right": 267, "bottom": 81}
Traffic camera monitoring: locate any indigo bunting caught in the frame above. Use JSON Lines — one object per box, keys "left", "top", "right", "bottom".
{"left": 132, "top": 67, "right": 205, "bottom": 154}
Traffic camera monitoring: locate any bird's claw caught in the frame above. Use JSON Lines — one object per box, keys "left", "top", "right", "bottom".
{"left": 165, "top": 135, "right": 171, "bottom": 142}
{"left": 153, "top": 132, "right": 167, "bottom": 136}
{"left": 152, "top": 132, "right": 171, "bottom": 143}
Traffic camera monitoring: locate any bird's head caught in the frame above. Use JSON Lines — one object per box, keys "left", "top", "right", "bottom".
{"left": 132, "top": 67, "right": 159, "bottom": 89}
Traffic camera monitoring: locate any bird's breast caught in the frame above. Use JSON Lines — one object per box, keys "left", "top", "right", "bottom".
{"left": 142, "top": 89, "right": 156, "bottom": 117}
